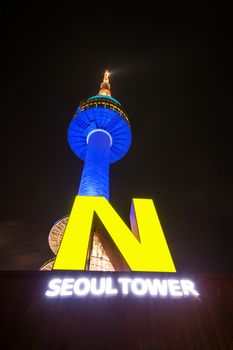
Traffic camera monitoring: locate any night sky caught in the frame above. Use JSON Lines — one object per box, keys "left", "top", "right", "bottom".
{"left": 2, "top": 4, "right": 232, "bottom": 274}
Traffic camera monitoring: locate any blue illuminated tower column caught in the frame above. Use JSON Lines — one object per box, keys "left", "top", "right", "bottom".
{"left": 41, "top": 71, "right": 131, "bottom": 271}
{"left": 68, "top": 71, "right": 131, "bottom": 200}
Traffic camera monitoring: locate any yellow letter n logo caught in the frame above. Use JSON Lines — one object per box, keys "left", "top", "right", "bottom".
{"left": 53, "top": 196, "right": 176, "bottom": 272}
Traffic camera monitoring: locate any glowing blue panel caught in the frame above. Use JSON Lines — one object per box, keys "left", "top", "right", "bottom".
{"left": 68, "top": 107, "right": 131, "bottom": 163}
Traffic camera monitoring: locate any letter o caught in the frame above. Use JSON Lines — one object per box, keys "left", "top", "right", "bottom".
{"left": 131, "top": 278, "right": 148, "bottom": 296}
{"left": 73, "top": 278, "right": 91, "bottom": 296}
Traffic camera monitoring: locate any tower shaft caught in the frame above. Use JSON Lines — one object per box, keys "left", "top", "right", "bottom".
{"left": 78, "top": 130, "right": 111, "bottom": 200}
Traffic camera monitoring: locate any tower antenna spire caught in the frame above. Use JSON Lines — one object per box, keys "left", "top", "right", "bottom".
{"left": 98, "top": 70, "right": 111, "bottom": 96}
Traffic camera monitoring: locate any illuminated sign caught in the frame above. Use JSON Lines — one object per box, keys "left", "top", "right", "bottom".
{"left": 45, "top": 277, "right": 199, "bottom": 298}
{"left": 53, "top": 196, "right": 176, "bottom": 272}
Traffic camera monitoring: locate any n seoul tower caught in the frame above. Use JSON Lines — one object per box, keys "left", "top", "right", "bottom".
{"left": 68, "top": 70, "right": 131, "bottom": 200}
{"left": 41, "top": 71, "right": 131, "bottom": 271}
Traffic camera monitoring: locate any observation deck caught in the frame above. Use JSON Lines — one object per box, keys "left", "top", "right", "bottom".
{"left": 68, "top": 83, "right": 131, "bottom": 164}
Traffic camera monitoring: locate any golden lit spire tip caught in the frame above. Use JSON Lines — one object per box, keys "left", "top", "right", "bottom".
{"left": 98, "top": 70, "right": 111, "bottom": 96}
{"left": 104, "top": 70, "right": 110, "bottom": 83}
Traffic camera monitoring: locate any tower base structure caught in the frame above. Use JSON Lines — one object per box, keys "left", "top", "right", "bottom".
{"left": 41, "top": 216, "right": 114, "bottom": 271}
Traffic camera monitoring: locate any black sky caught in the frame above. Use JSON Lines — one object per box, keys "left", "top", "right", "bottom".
{"left": 1, "top": 4, "right": 233, "bottom": 273}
